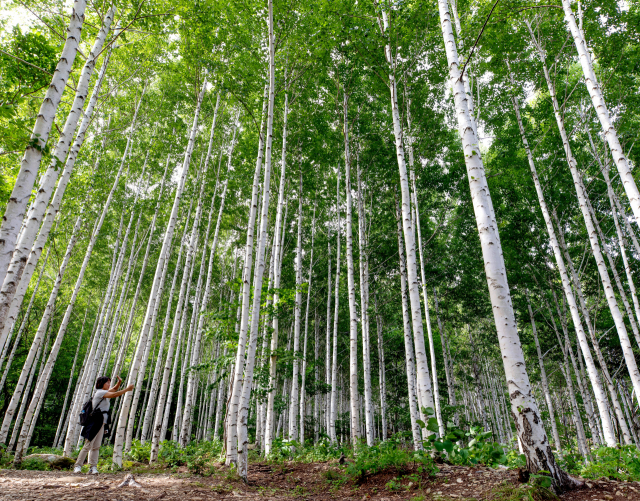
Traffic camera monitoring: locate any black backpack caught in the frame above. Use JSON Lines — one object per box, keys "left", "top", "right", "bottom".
{"left": 79, "top": 396, "right": 105, "bottom": 426}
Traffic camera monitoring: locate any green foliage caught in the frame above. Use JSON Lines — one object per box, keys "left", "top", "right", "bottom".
{"left": 344, "top": 435, "right": 438, "bottom": 483}
{"left": 127, "top": 439, "right": 152, "bottom": 462}
{"left": 488, "top": 482, "right": 559, "bottom": 501}
{"left": 419, "top": 409, "right": 507, "bottom": 467}
{"left": 157, "top": 439, "right": 223, "bottom": 475}
{"left": 574, "top": 446, "right": 640, "bottom": 482}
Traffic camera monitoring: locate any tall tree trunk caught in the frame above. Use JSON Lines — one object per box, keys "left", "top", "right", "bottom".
{"left": 525, "top": 290, "right": 563, "bottom": 456}
{"left": 301, "top": 207, "right": 316, "bottom": 444}
{"left": 527, "top": 20, "right": 640, "bottom": 418}
{"left": 329, "top": 172, "right": 342, "bottom": 444}
{"left": 375, "top": 2, "right": 435, "bottom": 420}
{"left": 433, "top": 3, "right": 575, "bottom": 488}
{"left": 0, "top": 0, "right": 87, "bottom": 290}
{"left": 508, "top": 76, "right": 614, "bottom": 445}
{"left": 12, "top": 211, "right": 84, "bottom": 462}
{"left": 356, "top": 155, "right": 373, "bottom": 446}
{"left": 394, "top": 193, "right": 422, "bottom": 449}
{"left": 289, "top": 172, "right": 304, "bottom": 442}
{"left": 560, "top": 0, "right": 640, "bottom": 227}
{"left": 180, "top": 126, "right": 233, "bottom": 448}
{"left": 0, "top": 6, "right": 116, "bottom": 346}
{"left": 374, "top": 295, "right": 387, "bottom": 441}
{"left": 343, "top": 95, "right": 360, "bottom": 446}
{"left": 112, "top": 79, "right": 207, "bottom": 467}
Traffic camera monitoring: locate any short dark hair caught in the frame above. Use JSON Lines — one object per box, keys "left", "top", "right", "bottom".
{"left": 96, "top": 376, "right": 111, "bottom": 389}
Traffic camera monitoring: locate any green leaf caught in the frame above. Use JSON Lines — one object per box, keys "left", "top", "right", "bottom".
{"left": 416, "top": 419, "right": 426, "bottom": 429}
{"left": 426, "top": 418, "right": 439, "bottom": 433}
{"left": 443, "top": 440, "right": 454, "bottom": 453}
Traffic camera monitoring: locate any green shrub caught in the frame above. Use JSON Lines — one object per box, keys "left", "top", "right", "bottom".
{"left": 578, "top": 446, "right": 640, "bottom": 481}
{"left": 344, "top": 435, "right": 438, "bottom": 483}
{"left": 157, "top": 439, "right": 223, "bottom": 474}
{"left": 127, "top": 439, "right": 151, "bottom": 462}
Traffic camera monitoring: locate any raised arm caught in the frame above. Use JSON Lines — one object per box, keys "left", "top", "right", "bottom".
{"left": 105, "top": 384, "right": 134, "bottom": 399}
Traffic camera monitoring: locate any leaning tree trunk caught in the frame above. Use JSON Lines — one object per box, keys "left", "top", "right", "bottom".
{"left": 261, "top": 50, "right": 283, "bottom": 455}
{"left": 180, "top": 128, "right": 234, "bottom": 448}
{"left": 394, "top": 194, "right": 423, "bottom": 449}
{"left": 289, "top": 172, "right": 304, "bottom": 442}
{"left": 527, "top": 21, "right": 640, "bottom": 411}
{"left": 0, "top": 0, "right": 87, "bottom": 291}
{"left": 112, "top": 79, "right": 206, "bottom": 468}
{"left": 300, "top": 206, "right": 316, "bottom": 443}
{"left": 9, "top": 210, "right": 84, "bottom": 458}
{"left": 374, "top": 295, "right": 387, "bottom": 441}
{"left": 375, "top": 4, "right": 434, "bottom": 418}
{"left": 434, "top": 2, "right": 578, "bottom": 489}
{"left": 525, "top": 290, "right": 563, "bottom": 457}
{"left": 507, "top": 72, "right": 616, "bottom": 446}
{"left": 560, "top": 0, "right": 640, "bottom": 227}
{"left": 329, "top": 172, "right": 342, "bottom": 444}
{"left": 0, "top": 5, "right": 116, "bottom": 346}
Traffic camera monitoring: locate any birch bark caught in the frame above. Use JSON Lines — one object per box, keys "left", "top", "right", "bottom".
{"left": 508, "top": 76, "right": 615, "bottom": 445}
{"left": 433, "top": 3, "right": 575, "bottom": 486}
{"left": 329, "top": 172, "right": 341, "bottom": 444}
{"left": 374, "top": 4, "right": 434, "bottom": 417}
{"left": 180, "top": 124, "right": 233, "bottom": 447}
{"left": 0, "top": 6, "right": 115, "bottom": 345}
{"left": 560, "top": 0, "right": 640, "bottom": 227}
{"left": 0, "top": 0, "right": 87, "bottom": 288}
{"left": 356, "top": 156, "right": 373, "bottom": 446}
{"left": 525, "top": 290, "right": 562, "bottom": 456}
{"left": 527, "top": 21, "right": 640, "bottom": 411}
{"left": 9, "top": 210, "right": 84, "bottom": 457}
{"left": 289, "top": 172, "right": 304, "bottom": 442}
{"left": 113, "top": 79, "right": 206, "bottom": 467}
{"left": 394, "top": 194, "right": 422, "bottom": 449}
{"left": 343, "top": 95, "right": 360, "bottom": 445}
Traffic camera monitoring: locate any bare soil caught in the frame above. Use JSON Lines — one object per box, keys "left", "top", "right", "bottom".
{"left": 0, "top": 462, "right": 637, "bottom": 500}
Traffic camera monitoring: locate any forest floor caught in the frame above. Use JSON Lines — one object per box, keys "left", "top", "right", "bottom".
{"left": 0, "top": 461, "right": 637, "bottom": 501}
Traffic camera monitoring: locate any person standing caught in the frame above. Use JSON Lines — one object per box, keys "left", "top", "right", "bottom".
{"left": 74, "top": 376, "right": 133, "bottom": 474}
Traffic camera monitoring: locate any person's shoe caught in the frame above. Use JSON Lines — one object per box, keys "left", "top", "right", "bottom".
{"left": 73, "top": 466, "right": 82, "bottom": 474}
{"left": 89, "top": 466, "right": 99, "bottom": 475}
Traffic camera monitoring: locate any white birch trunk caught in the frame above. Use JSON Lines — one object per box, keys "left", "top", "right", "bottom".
{"left": 525, "top": 290, "right": 562, "bottom": 456}
{"left": 508, "top": 78, "right": 616, "bottom": 445}
{"left": 0, "top": 6, "right": 115, "bottom": 346}
{"left": 433, "top": 4, "right": 575, "bottom": 487}
{"left": 288, "top": 172, "right": 304, "bottom": 442}
{"left": 329, "top": 172, "right": 341, "bottom": 444}
{"left": 527, "top": 22, "right": 640, "bottom": 414}
{"left": 113, "top": 79, "right": 206, "bottom": 467}
{"left": 342, "top": 95, "right": 360, "bottom": 445}
{"left": 180, "top": 126, "right": 233, "bottom": 447}
{"left": 394, "top": 195, "right": 422, "bottom": 449}
{"left": 9, "top": 210, "right": 84, "bottom": 457}
{"left": 560, "top": 0, "right": 640, "bottom": 227}
{"left": 260, "top": 37, "right": 283, "bottom": 453}
{"left": 374, "top": 295, "right": 387, "bottom": 441}
{"left": 375, "top": 6, "right": 434, "bottom": 418}
{"left": 355, "top": 155, "right": 373, "bottom": 446}
{"left": 300, "top": 206, "right": 316, "bottom": 444}
{"left": 0, "top": 0, "right": 87, "bottom": 289}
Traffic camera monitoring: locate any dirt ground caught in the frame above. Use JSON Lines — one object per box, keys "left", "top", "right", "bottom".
{"left": 0, "top": 462, "right": 638, "bottom": 500}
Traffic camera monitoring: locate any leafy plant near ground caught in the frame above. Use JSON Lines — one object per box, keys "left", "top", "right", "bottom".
{"left": 573, "top": 446, "right": 640, "bottom": 481}
{"left": 157, "top": 439, "right": 223, "bottom": 475}
{"left": 488, "top": 482, "right": 559, "bottom": 501}
{"left": 418, "top": 408, "right": 508, "bottom": 467}
{"left": 266, "top": 437, "right": 344, "bottom": 463}
{"left": 345, "top": 435, "right": 438, "bottom": 483}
